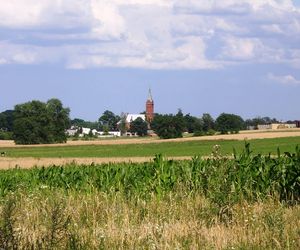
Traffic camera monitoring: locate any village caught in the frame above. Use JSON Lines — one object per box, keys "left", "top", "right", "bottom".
{"left": 66, "top": 89, "right": 155, "bottom": 138}
{"left": 65, "top": 89, "right": 300, "bottom": 139}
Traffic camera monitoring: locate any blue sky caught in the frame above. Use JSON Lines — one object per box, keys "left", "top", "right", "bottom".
{"left": 0, "top": 0, "right": 299, "bottom": 121}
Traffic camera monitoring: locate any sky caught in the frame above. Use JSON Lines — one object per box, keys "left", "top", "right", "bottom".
{"left": 0, "top": 0, "right": 300, "bottom": 121}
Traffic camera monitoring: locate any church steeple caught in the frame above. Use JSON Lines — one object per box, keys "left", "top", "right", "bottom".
{"left": 147, "top": 88, "right": 153, "bottom": 102}
{"left": 146, "top": 88, "right": 154, "bottom": 123}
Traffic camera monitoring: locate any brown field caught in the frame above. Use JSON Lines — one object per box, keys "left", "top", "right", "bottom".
{"left": 1, "top": 129, "right": 300, "bottom": 148}
{"left": 0, "top": 156, "right": 192, "bottom": 170}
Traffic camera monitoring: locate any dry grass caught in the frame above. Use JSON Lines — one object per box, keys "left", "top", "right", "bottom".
{"left": 3, "top": 191, "right": 299, "bottom": 249}
{"left": 0, "top": 156, "right": 193, "bottom": 170}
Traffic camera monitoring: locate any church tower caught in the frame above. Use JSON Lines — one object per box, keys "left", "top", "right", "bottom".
{"left": 146, "top": 89, "right": 154, "bottom": 123}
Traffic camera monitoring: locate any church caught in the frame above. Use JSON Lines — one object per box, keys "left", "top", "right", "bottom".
{"left": 123, "top": 89, "right": 154, "bottom": 133}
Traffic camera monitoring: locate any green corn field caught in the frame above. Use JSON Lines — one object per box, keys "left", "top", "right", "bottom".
{"left": 0, "top": 143, "right": 299, "bottom": 249}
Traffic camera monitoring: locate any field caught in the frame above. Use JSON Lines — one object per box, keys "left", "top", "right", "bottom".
{"left": 0, "top": 130, "right": 300, "bottom": 169}
{"left": 0, "top": 131, "right": 299, "bottom": 249}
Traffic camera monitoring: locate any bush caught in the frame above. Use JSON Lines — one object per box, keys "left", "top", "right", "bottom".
{"left": 0, "top": 131, "right": 13, "bottom": 140}
{"left": 193, "top": 130, "right": 204, "bottom": 137}
{"left": 206, "top": 129, "right": 216, "bottom": 136}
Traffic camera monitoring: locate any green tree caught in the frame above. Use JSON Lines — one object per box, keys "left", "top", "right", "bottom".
{"left": 184, "top": 114, "right": 203, "bottom": 134}
{"left": 151, "top": 112, "right": 185, "bottom": 139}
{"left": 46, "top": 99, "right": 70, "bottom": 143}
{"left": 216, "top": 113, "right": 245, "bottom": 134}
{"left": 13, "top": 99, "right": 70, "bottom": 145}
{"left": 0, "top": 110, "right": 15, "bottom": 131}
{"left": 98, "top": 110, "right": 119, "bottom": 131}
{"left": 130, "top": 117, "right": 148, "bottom": 136}
{"left": 201, "top": 113, "right": 215, "bottom": 132}
{"left": 70, "top": 118, "right": 98, "bottom": 130}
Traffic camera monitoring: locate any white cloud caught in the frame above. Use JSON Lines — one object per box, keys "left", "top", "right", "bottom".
{"left": 0, "top": 0, "right": 299, "bottom": 69}
{"left": 220, "top": 37, "right": 259, "bottom": 60}
{"left": 268, "top": 73, "right": 300, "bottom": 86}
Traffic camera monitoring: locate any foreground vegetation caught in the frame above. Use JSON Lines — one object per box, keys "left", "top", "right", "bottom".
{"left": 0, "top": 143, "right": 299, "bottom": 249}
{"left": 1, "top": 136, "right": 299, "bottom": 158}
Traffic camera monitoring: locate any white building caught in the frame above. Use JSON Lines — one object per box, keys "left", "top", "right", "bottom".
{"left": 125, "top": 114, "right": 146, "bottom": 123}
{"left": 257, "top": 123, "right": 297, "bottom": 130}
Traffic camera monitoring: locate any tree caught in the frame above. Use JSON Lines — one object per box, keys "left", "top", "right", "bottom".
{"left": 130, "top": 117, "right": 148, "bottom": 136}
{"left": 118, "top": 112, "right": 127, "bottom": 135}
{"left": 13, "top": 99, "right": 70, "bottom": 144}
{"left": 216, "top": 113, "right": 244, "bottom": 134}
{"left": 70, "top": 118, "right": 98, "bottom": 130}
{"left": 151, "top": 112, "right": 185, "bottom": 139}
{"left": 201, "top": 113, "right": 215, "bottom": 132}
{"left": 46, "top": 98, "right": 70, "bottom": 143}
{"left": 98, "top": 110, "right": 119, "bottom": 131}
{"left": 184, "top": 114, "right": 203, "bottom": 134}
{"left": 0, "top": 110, "right": 15, "bottom": 131}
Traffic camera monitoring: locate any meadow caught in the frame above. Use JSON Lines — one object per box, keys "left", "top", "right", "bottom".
{"left": 0, "top": 142, "right": 299, "bottom": 249}
{"left": 1, "top": 136, "right": 300, "bottom": 158}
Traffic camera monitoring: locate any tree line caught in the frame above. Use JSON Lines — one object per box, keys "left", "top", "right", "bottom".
{"left": 0, "top": 99, "right": 70, "bottom": 144}
{"left": 0, "top": 98, "right": 294, "bottom": 144}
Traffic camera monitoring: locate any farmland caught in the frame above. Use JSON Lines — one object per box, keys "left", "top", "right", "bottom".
{"left": 0, "top": 135, "right": 299, "bottom": 158}
{"left": 0, "top": 143, "right": 299, "bottom": 249}
{"left": 0, "top": 133, "right": 299, "bottom": 249}
{"left": 0, "top": 136, "right": 299, "bottom": 169}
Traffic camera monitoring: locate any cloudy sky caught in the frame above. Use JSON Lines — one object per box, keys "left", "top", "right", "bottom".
{"left": 0, "top": 0, "right": 299, "bottom": 121}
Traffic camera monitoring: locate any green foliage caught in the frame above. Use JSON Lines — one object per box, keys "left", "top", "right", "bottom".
{"left": 1, "top": 136, "right": 299, "bottom": 158}
{"left": 46, "top": 98, "right": 71, "bottom": 143}
{"left": 0, "top": 144, "right": 299, "bottom": 204}
{"left": 70, "top": 118, "right": 99, "bottom": 130}
{"left": 216, "top": 113, "right": 245, "bottom": 134}
{"left": 13, "top": 99, "right": 70, "bottom": 145}
{"left": 206, "top": 129, "right": 216, "bottom": 135}
{"left": 130, "top": 117, "right": 148, "bottom": 136}
{"left": 98, "top": 110, "right": 120, "bottom": 131}
{"left": 0, "top": 131, "right": 13, "bottom": 140}
{"left": 184, "top": 114, "right": 203, "bottom": 134}
{"left": 201, "top": 113, "right": 215, "bottom": 132}
{"left": 151, "top": 111, "right": 185, "bottom": 139}
{"left": 0, "top": 110, "right": 15, "bottom": 132}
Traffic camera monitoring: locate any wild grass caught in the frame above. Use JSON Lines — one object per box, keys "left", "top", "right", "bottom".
{"left": 1, "top": 191, "right": 299, "bottom": 249}
{"left": 0, "top": 136, "right": 299, "bottom": 158}
{"left": 0, "top": 143, "right": 299, "bottom": 249}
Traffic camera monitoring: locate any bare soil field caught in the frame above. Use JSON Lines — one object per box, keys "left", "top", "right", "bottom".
{"left": 0, "top": 156, "right": 192, "bottom": 170}
{"left": 1, "top": 129, "right": 300, "bottom": 148}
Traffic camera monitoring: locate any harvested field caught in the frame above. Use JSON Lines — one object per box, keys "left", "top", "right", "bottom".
{"left": 1, "top": 129, "right": 300, "bottom": 148}
{"left": 0, "top": 156, "right": 191, "bottom": 170}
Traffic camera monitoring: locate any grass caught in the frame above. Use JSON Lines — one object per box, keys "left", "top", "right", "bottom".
{"left": 1, "top": 191, "right": 299, "bottom": 249}
{"left": 0, "top": 136, "right": 299, "bottom": 158}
